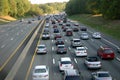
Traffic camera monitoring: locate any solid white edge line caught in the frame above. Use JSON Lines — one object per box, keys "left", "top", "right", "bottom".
{"left": 116, "top": 57, "right": 120, "bottom": 62}
{"left": 74, "top": 58, "right": 77, "bottom": 63}
{"left": 103, "top": 38, "right": 119, "bottom": 48}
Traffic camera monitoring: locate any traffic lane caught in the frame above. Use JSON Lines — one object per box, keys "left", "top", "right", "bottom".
{"left": 0, "top": 21, "right": 40, "bottom": 65}
{"left": 61, "top": 22, "right": 120, "bottom": 80}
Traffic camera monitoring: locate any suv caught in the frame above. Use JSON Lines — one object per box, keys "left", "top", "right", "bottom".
{"left": 64, "top": 69, "right": 81, "bottom": 80}
{"left": 71, "top": 38, "right": 82, "bottom": 48}
{"left": 66, "top": 29, "right": 73, "bottom": 36}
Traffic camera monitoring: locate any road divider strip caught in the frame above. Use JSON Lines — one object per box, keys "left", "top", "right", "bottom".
{"left": 25, "top": 20, "right": 45, "bottom": 80}
{"left": 5, "top": 20, "right": 45, "bottom": 80}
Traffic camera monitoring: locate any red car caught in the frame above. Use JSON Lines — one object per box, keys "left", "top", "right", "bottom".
{"left": 54, "top": 33, "right": 62, "bottom": 40}
{"left": 97, "top": 46, "right": 115, "bottom": 59}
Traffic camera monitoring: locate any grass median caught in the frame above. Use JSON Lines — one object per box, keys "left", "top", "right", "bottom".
{"left": 69, "top": 14, "right": 120, "bottom": 41}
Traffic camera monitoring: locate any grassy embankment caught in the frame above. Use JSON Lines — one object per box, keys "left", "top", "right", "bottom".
{"left": 0, "top": 16, "right": 16, "bottom": 24}
{"left": 69, "top": 14, "right": 120, "bottom": 40}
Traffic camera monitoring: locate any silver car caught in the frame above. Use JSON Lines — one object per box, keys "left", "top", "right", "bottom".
{"left": 80, "top": 33, "right": 89, "bottom": 40}
{"left": 37, "top": 44, "right": 47, "bottom": 54}
{"left": 92, "top": 71, "right": 112, "bottom": 80}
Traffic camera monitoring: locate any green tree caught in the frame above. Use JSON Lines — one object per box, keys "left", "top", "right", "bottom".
{"left": 8, "top": 0, "right": 17, "bottom": 17}
{"left": 0, "top": 0, "right": 9, "bottom": 16}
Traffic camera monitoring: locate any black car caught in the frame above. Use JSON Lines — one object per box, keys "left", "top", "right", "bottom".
{"left": 54, "top": 28, "right": 59, "bottom": 33}
{"left": 80, "top": 27, "right": 87, "bottom": 31}
{"left": 55, "top": 38, "right": 64, "bottom": 45}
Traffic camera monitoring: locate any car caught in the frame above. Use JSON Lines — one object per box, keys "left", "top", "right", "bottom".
{"left": 55, "top": 38, "right": 64, "bottom": 45}
{"left": 92, "top": 32, "right": 101, "bottom": 39}
{"left": 97, "top": 46, "right": 115, "bottom": 59}
{"left": 75, "top": 47, "right": 87, "bottom": 57}
{"left": 91, "top": 71, "right": 112, "bottom": 80}
{"left": 59, "top": 57, "right": 74, "bottom": 71}
{"left": 64, "top": 69, "right": 81, "bottom": 80}
{"left": 84, "top": 56, "right": 101, "bottom": 69}
{"left": 71, "top": 38, "right": 82, "bottom": 48}
{"left": 52, "top": 20, "right": 55, "bottom": 24}
{"left": 54, "top": 33, "right": 62, "bottom": 40}
{"left": 80, "top": 27, "right": 87, "bottom": 31}
{"left": 45, "top": 23, "right": 50, "bottom": 28}
{"left": 66, "top": 29, "right": 73, "bottom": 36}
{"left": 37, "top": 44, "right": 47, "bottom": 54}
{"left": 80, "top": 33, "right": 89, "bottom": 40}
{"left": 74, "top": 23, "right": 79, "bottom": 26}
{"left": 44, "top": 28, "right": 49, "bottom": 33}
{"left": 53, "top": 25, "right": 57, "bottom": 28}
{"left": 66, "top": 23, "right": 71, "bottom": 26}
{"left": 42, "top": 32, "right": 50, "bottom": 40}
{"left": 33, "top": 65, "right": 49, "bottom": 80}
{"left": 72, "top": 27, "right": 79, "bottom": 32}
{"left": 63, "top": 27, "right": 69, "bottom": 32}
{"left": 53, "top": 28, "right": 59, "bottom": 33}
{"left": 56, "top": 45, "right": 67, "bottom": 54}
{"left": 28, "top": 20, "right": 32, "bottom": 24}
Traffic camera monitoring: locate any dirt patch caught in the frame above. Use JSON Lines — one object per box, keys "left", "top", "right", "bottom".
{"left": 0, "top": 16, "right": 16, "bottom": 21}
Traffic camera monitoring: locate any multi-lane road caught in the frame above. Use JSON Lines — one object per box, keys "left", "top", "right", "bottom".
{"left": 0, "top": 16, "right": 120, "bottom": 80}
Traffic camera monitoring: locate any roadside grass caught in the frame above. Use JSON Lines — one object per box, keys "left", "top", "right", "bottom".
{"left": 69, "top": 14, "right": 120, "bottom": 40}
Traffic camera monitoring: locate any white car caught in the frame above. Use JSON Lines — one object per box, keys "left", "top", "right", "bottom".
{"left": 42, "top": 32, "right": 50, "bottom": 40}
{"left": 71, "top": 38, "right": 82, "bottom": 47}
{"left": 92, "top": 71, "right": 112, "bottom": 80}
{"left": 80, "top": 33, "right": 89, "bottom": 40}
{"left": 84, "top": 56, "right": 101, "bottom": 69}
{"left": 33, "top": 65, "right": 49, "bottom": 80}
{"left": 92, "top": 32, "right": 101, "bottom": 39}
{"left": 75, "top": 47, "right": 87, "bottom": 57}
{"left": 59, "top": 57, "right": 74, "bottom": 71}
{"left": 37, "top": 44, "right": 47, "bottom": 54}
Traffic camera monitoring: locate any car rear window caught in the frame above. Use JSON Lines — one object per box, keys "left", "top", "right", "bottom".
{"left": 38, "top": 46, "right": 45, "bottom": 48}
{"left": 61, "top": 61, "right": 71, "bottom": 64}
{"left": 74, "top": 40, "right": 80, "bottom": 42}
{"left": 98, "top": 73, "right": 110, "bottom": 77}
{"left": 104, "top": 49, "right": 113, "bottom": 54}
{"left": 65, "top": 76, "right": 80, "bottom": 80}
{"left": 87, "top": 57, "right": 98, "bottom": 61}
{"left": 35, "top": 69, "right": 46, "bottom": 73}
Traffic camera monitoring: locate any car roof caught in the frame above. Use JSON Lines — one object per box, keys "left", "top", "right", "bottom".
{"left": 65, "top": 69, "right": 79, "bottom": 76}
{"left": 73, "top": 38, "right": 80, "bottom": 40}
{"left": 61, "top": 57, "right": 71, "bottom": 61}
{"left": 57, "top": 45, "right": 65, "bottom": 47}
{"left": 35, "top": 65, "right": 46, "bottom": 69}
{"left": 96, "top": 71, "right": 109, "bottom": 74}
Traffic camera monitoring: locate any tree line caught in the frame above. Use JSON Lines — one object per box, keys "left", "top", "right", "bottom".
{"left": 0, "top": 0, "right": 66, "bottom": 18}
{"left": 65, "top": 0, "right": 120, "bottom": 20}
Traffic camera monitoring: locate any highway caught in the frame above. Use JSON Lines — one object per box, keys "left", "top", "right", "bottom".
{"left": 0, "top": 16, "right": 120, "bottom": 80}
{"left": 0, "top": 17, "right": 42, "bottom": 79}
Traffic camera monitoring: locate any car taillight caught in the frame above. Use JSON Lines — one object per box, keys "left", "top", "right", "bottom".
{"left": 60, "top": 64, "right": 62, "bottom": 66}
{"left": 44, "top": 75, "right": 48, "bottom": 77}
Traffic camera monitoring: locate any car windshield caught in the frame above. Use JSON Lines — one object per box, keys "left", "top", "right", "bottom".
{"left": 98, "top": 73, "right": 110, "bottom": 77}
{"left": 104, "top": 49, "right": 113, "bottom": 53}
{"left": 61, "top": 61, "right": 71, "bottom": 64}
{"left": 38, "top": 46, "right": 45, "bottom": 48}
{"left": 35, "top": 69, "right": 46, "bottom": 73}
{"left": 65, "top": 76, "right": 80, "bottom": 80}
